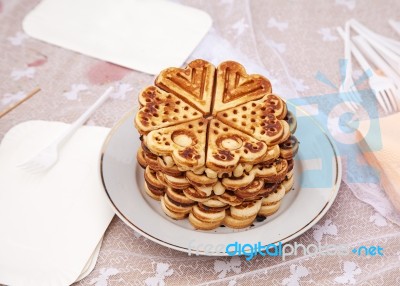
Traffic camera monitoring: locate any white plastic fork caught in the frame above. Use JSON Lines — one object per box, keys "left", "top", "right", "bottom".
{"left": 389, "top": 19, "right": 400, "bottom": 37}
{"left": 350, "top": 19, "right": 400, "bottom": 55}
{"left": 352, "top": 35, "right": 399, "bottom": 111}
{"left": 337, "top": 24, "right": 361, "bottom": 112}
{"left": 338, "top": 27, "right": 394, "bottom": 114}
{"left": 349, "top": 19, "right": 400, "bottom": 75}
{"left": 18, "top": 86, "right": 114, "bottom": 173}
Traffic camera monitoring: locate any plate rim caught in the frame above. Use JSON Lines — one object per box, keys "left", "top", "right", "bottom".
{"left": 100, "top": 106, "right": 342, "bottom": 256}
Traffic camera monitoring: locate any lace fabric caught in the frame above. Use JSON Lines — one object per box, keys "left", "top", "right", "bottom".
{"left": 1, "top": 0, "right": 400, "bottom": 285}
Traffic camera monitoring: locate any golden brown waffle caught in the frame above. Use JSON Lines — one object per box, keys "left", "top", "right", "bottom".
{"left": 188, "top": 212, "right": 223, "bottom": 230}
{"left": 282, "top": 167, "right": 295, "bottom": 193}
{"left": 145, "top": 182, "right": 164, "bottom": 201}
{"left": 213, "top": 61, "right": 272, "bottom": 114}
{"left": 285, "top": 110, "right": 297, "bottom": 134}
{"left": 134, "top": 59, "right": 298, "bottom": 230}
{"left": 161, "top": 196, "right": 190, "bottom": 220}
{"left": 144, "top": 175, "right": 165, "bottom": 200}
{"left": 186, "top": 171, "right": 218, "bottom": 188}
{"left": 145, "top": 164, "right": 290, "bottom": 228}
{"left": 258, "top": 202, "right": 281, "bottom": 216}
{"left": 145, "top": 118, "right": 207, "bottom": 170}
{"left": 206, "top": 119, "right": 268, "bottom": 172}
{"left": 183, "top": 187, "right": 212, "bottom": 202}
{"left": 162, "top": 193, "right": 194, "bottom": 214}
{"left": 221, "top": 159, "right": 289, "bottom": 189}
{"left": 282, "top": 175, "right": 294, "bottom": 194}
{"left": 157, "top": 156, "right": 184, "bottom": 177}
{"left": 223, "top": 211, "right": 257, "bottom": 229}
{"left": 230, "top": 200, "right": 262, "bottom": 220}
{"left": 160, "top": 172, "right": 191, "bottom": 190}
{"left": 234, "top": 179, "right": 264, "bottom": 199}
{"left": 258, "top": 184, "right": 286, "bottom": 216}
{"left": 216, "top": 191, "right": 243, "bottom": 206}
{"left": 141, "top": 142, "right": 161, "bottom": 171}
{"left": 279, "top": 135, "right": 299, "bottom": 160}
{"left": 262, "top": 145, "right": 281, "bottom": 165}
{"left": 201, "top": 198, "right": 229, "bottom": 208}
{"left": 144, "top": 166, "right": 165, "bottom": 189}
{"left": 136, "top": 59, "right": 293, "bottom": 170}
{"left": 215, "top": 94, "right": 287, "bottom": 145}
{"left": 155, "top": 59, "right": 215, "bottom": 115}
{"left": 135, "top": 86, "right": 203, "bottom": 134}
{"left": 137, "top": 147, "right": 148, "bottom": 169}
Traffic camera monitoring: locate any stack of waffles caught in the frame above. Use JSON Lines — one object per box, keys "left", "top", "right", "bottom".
{"left": 134, "top": 59, "right": 299, "bottom": 230}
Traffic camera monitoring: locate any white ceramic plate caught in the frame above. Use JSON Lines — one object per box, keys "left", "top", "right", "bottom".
{"left": 100, "top": 105, "right": 342, "bottom": 256}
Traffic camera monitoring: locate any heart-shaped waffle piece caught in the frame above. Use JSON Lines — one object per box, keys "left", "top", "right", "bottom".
{"left": 135, "top": 86, "right": 202, "bottom": 134}
{"left": 155, "top": 59, "right": 215, "bottom": 115}
{"left": 216, "top": 94, "right": 288, "bottom": 145}
{"left": 145, "top": 118, "right": 208, "bottom": 170}
{"left": 206, "top": 119, "right": 268, "bottom": 172}
{"left": 212, "top": 61, "right": 272, "bottom": 114}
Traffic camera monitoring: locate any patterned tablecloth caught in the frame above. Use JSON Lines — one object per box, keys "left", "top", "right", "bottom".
{"left": 1, "top": 0, "right": 400, "bottom": 285}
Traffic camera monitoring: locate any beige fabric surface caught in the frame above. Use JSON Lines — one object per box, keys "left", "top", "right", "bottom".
{"left": 1, "top": 0, "right": 400, "bottom": 285}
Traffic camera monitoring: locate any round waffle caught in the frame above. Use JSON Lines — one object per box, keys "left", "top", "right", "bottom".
{"left": 135, "top": 59, "right": 298, "bottom": 230}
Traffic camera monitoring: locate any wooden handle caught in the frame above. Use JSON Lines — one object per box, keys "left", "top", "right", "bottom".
{"left": 0, "top": 87, "right": 41, "bottom": 119}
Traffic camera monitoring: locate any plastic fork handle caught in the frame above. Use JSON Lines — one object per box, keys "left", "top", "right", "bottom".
{"left": 349, "top": 19, "right": 400, "bottom": 52}
{"left": 344, "top": 22, "right": 352, "bottom": 73}
{"left": 337, "top": 27, "right": 373, "bottom": 73}
{"left": 353, "top": 36, "right": 400, "bottom": 85}
{"left": 389, "top": 19, "right": 400, "bottom": 36}
{"left": 54, "top": 86, "right": 114, "bottom": 147}
{"left": 350, "top": 23, "right": 400, "bottom": 64}
{"left": 364, "top": 34, "right": 400, "bottom": 64}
